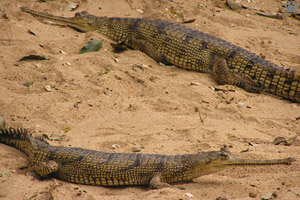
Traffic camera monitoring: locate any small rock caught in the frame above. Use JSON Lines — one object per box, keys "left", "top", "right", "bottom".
{"left": 190, "top": 82, "right": 200, "bottom": 86}
{"left": 237, "top": 102, "right": 244, "bottom": 108}
{"left": 249, "top": 191, "right": 257, "bottom": 198}
{"left": 112, "top": 144, "right": 120, "bottom": 149}
{"left": 136, "top": 9, "right": 144, "bottom": 14}
{"left": 44, "top": 85, "right": 52, "bottom": 92}
{"left": 113, "top": 58, "right": 119, "bottom": 63}
{"left": 132, "top": 147, "right": 142, "bottom": 152}
{"left": 185, "top": 193, "right": 193, "bottom": 198}
{"left": 65, "top": 62, "right": 71, "bottom": 66}
{"left": 59, "top": 50, "right": 67, "bottom": 55}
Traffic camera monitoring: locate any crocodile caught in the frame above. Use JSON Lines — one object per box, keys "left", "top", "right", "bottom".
{"left": 20, "top": 7, "right": 300, "bottom": 102}
{"left": 0, "top": 128, "right": 295, "bottom": 188}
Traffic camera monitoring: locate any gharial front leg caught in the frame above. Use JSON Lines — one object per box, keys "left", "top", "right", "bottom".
{"left": 149, "top": 174, "right": 171, "bottom": 189}
{"left": 129, "top": 34, "right": 171, "bottom": 64}
{"left": 212, "top": 56, "right": 262, "bottom": 93}
{"left": 28, "top": 153, "right": 59, "bottom": 177}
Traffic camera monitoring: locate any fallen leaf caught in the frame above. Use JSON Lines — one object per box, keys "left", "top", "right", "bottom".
{"left": 256, "top": 12, "right": 284, "bottom": 19}
{"left": 99, "top": 68, "right": 110, "bottom": 75}
{"left": 18, "top": 55, "right": 48, "bottom": 62}
{"left": 170, "top": 7, "right": 184, "bottom": 22}
{"left": 182, "top": 19, "right": 196, "bottom": 24}
{"left": 0, "top": 116, "right": 6, "bottom": 129}
{"left": 292, "top": 12, "right": 300, "bottom": 20}
{"left": 240, "top": 148, "right": 249, "bottom": 153}
{"left": 23, "top": 82, "right": 33, "bottom": 88}
{"left": 1, "top": 171, "right": 10, "bottom": 177}
{"left": 79, "top": 40, "right": 102, "bottom": 54}
{"left": 26, "top": 193, "right": 37, "bottom": 200}
{"left": 261, "top": 193, "right": 273, "bottom": 200}
{"left": 226, "top": 0, "right": 242, "bottom": 11}
{"left": 43, "top": 133, "right": 65, "bottom": 141}
{"left": 64, "top": 2, "right": 79, "bottom": 11}
{"left": 272, "top": 137, "right": 288, "bottom": 145}
{"left": 27, "top": 29, "right": 36, "bottom": 36}
{"left": 65, "top": 126, "right": 71, "bottom": 132}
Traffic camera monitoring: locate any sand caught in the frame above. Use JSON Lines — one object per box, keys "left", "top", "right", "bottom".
{"left": 0, "top": 0, "right": 299, "bottom": 199}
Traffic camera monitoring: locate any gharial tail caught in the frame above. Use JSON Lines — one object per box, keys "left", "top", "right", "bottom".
{"left": 0, "top": 128, "right": 34, "bottom": 155}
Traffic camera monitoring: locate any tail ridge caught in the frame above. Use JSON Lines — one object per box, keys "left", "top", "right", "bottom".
{"left": 0, "top": 128, "right": 33, "bottom": 154}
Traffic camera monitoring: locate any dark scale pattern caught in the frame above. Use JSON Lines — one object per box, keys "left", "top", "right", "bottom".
{"left": 100, "top": 17, "right": 300, "bottom": 102}
{"left": 47, "top": 145, "right": 197, "bottom": 186}
{"left": 20, "top": 7, "right": 300, "bottom": 102}
{"left": 0, "top": 128, "right": 295, "bottom": 187}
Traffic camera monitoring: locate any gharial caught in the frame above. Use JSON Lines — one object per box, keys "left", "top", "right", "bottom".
{"left": 0, "top": 128, "right": 295, "bottom": 188}
{"left": 20, "top": 7, "right": 300, "bottom": 102}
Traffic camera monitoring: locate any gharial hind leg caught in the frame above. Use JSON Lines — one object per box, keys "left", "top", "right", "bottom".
{"left": 30, "top": 160, "right": 59, "bottom": 177}
{"left": 212, "top": 57, "right": 262, "bottom": 93}
{"left": 149, "top": 174, "right": 171, "bottom": 189}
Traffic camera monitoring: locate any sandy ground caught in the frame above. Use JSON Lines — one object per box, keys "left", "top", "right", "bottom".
{"left": 0, "top": 0, "right": 300, "bottom": 199}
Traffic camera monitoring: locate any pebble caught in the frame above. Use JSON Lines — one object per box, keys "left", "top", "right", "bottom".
{"left": 44, "top": 85, "right": 52, "bottom": 92}
{"left": 185, "top": 193, "right": 194, "bottom": 198}
{"left": 249, "top": 192, "right": 257, "bottom": 198}
{"left": 132, "top": 147, "right": 142, "bottom": 152}
{"left": 112, "top": 144, "right": 120, "bottom": 149}
{"left": 136, "top": 9, "right": 144, "bottom": 14}
{"left": 190, "top": 82, "right": 200, "bottom": 86}
{"left": 237, "top": 102, "right": 244, "bottom": 108}
{"left": 59, "top": 50, "right": 67, "bottom": 55}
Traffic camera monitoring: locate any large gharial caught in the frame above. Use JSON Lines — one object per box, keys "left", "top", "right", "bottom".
{"left": 20, "top": 7, "right": 300, "bottom": 102}
{"left": 0, "top": 128, "right": 295, "bottom": 188}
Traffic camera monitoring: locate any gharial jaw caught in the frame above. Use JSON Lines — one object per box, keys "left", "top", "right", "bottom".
{"left": 20, "top": 7, "right": 104, "bottom": 32}
{"left": 191, "top": 149, "right": 295, "bottom": 176}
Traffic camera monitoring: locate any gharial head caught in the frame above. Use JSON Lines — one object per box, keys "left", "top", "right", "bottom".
{"left": 71, "top": 11, "right": 107, "bottom": 32}
{"left": 21, "top": 7, "right": 106, "bottom": 32}
{"left": 192, "top": 147, "right": 295, "bottom": 176}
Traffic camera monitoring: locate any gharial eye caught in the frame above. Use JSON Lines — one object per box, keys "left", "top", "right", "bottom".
{"left": 220, "top": 153, "right": 229, "bottom": 160}
{"left": 75, "top": 12, "right": 81, "bottom": 17}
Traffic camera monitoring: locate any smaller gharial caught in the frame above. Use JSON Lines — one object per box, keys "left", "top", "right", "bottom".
{"left": 0, "top": 128, "right": 295, "bottom": 188}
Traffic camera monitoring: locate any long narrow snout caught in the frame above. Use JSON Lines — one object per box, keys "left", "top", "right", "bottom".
{"left": 20, "top": 7, "right": 96, "bottom": 32}
{"left": 224, "top": 157, "right": 295, "bottom": 166}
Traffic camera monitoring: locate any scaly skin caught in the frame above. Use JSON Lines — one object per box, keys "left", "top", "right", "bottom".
{"left": 20, "top": 7, "right": 300, "bottom": 102}
{"left": 0, "top": 128, "right": 295, "bottom": 188}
